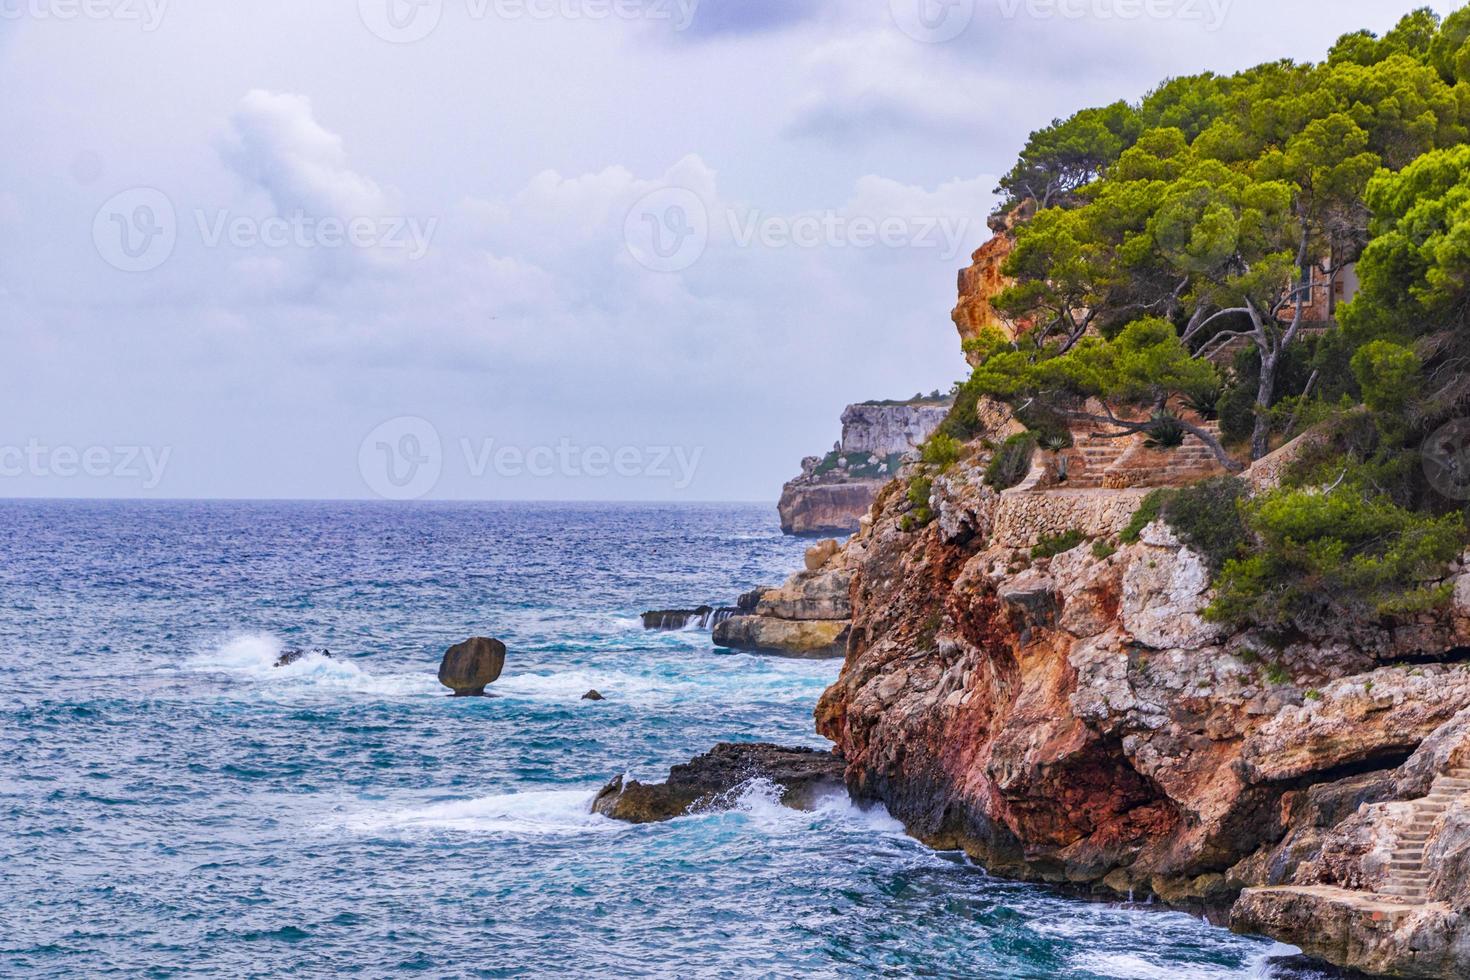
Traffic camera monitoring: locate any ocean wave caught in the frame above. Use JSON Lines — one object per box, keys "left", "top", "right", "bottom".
{"left": 342, "top": 788, "right": 622, "bottom": 838}
{"left": 184, "top": 633, "right": 437, "bottom": 698}
{"left": 679, "top": 778, "right": 908, "bottom": 837}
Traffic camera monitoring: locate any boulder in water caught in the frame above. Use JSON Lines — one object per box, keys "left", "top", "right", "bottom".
{"left": 437, "top": 637, "right": 506, "bottom": 696}
{"left": 582, "top": 689, "right": 606, "bottom": 701}
{"left": 590, "top": 743, "right": 846, "bottom": 823}
{"left": 274, "top": 648, "right": 330, "bottom": 668}
{"left": 641, "top": 607, "right": 713, "bottom": 630}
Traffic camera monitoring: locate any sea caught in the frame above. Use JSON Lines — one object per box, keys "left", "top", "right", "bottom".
{"left": 0, "top": 500, "right": 1337, "bottom": 978}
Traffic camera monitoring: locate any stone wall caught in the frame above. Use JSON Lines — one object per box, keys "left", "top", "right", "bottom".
{"left": 991, "top": 487, "right": 1151, "bottom": 549}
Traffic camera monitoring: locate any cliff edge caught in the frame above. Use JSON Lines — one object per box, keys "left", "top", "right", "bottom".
{"left": 778, "top": 398, "right": 950, "bottom": 536}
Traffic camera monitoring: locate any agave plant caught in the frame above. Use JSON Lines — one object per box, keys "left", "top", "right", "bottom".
{"left": 1183, "top": 381, "right": 1224, "bottom": 421}
{"left": 1144, "top": 410, "right": 1187, "bottom": 449}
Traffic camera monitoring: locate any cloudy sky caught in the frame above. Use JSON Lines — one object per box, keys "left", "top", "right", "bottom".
{"left": 0, "top": 0, "right": 1455, "bottom": 500}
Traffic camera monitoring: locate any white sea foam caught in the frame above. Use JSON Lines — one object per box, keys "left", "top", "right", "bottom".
{"left": 344, "top": 788, "right": 622, "bottom": 837}
{"left": 185, "top": 633, "right": 436, "bottom": 698}
{"left": 1072, "top": 949, "right": 1290, "bottom": 980}
{"left": 684, "top": 778, "right": 908, "bottom": 837}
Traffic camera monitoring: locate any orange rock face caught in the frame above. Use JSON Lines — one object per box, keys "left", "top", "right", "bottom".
{"left": 951, "top": 206, "right": 1033, "bottom": 362}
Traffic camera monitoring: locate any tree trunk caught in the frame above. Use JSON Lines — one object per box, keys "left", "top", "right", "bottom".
{"left": 1251, "top": 352, "right": 1277, "bottom": 461}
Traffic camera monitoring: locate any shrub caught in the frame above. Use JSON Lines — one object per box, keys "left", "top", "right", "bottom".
{"left": 1032, "top": 528, "right": 1086, "bottom": 559}
{"left": 938, "top": 377, "right": 986, "bottom": 442}
{"left": 1116, "top": 479, "right": 1247, "bottom": 572}
{"left": 921, "top": 433, "right": 964, "bottom": 471}
{"left": 1091, "top": 539, "right": 1118, "bottom": 560}
{"left": 1208, "top": 483, "right": 1465, "bottom": 629}
{"left": 1120, "top": 490, "right": 1167, "bottom": 543}
{"left": 985, "top": 433, "right": 1038, "bottom": 490}
{"left": 1163, "top": 477, "right": 1248, "bottom": 572}
{"left": 907, "top": 475, "right": 935, "bottom": 527}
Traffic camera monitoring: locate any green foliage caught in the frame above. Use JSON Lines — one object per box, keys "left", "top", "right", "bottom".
{"left": 1032, "top": 529, "right": 1086, "bottom": 559}
{"left": 812, "top": 450, "right": 905, "bottom": 479}
{"left": 1091, "top": 539, "right": 1119, "bottom": 560}
{"left": 996, "top": 101, "right": 1143, "bottom": 208}
{"left": 1117, "top": 478, "right": 1249, "bottom": 571}
{"left": 937, "top": 374, "right": 988, "bottom": 443}
{"left": 1183, "top": 380, "right": 1224, "bottom": 420}
{"left": 920, "top": 434, "right": 964, "bottom": 471}
{"left": 1144, "top": 410, "right": 1187, "bottom": 449}
{"left": 1208, "top": 481, "right": 1465, "bottom": 629}
{"left": 1163, "top": 477, "right": 1249, "bottom": 573}
{"left": 1350, "top": 340, "right": 1420, "bottom": 415}
{"left": 1263, "top": 664, "right": 1292, "bottom": 686}
{"left": 984, "top": 433, "right": 1038, "bottom": 491}
{"left": 1121, "top": 490, "right": 1167, "bottom": 544}
{"left": 906, "top": 475, "right": 935, "bottom": 527}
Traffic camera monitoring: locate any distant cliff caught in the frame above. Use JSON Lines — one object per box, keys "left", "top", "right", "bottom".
{"left": 779, "top": 399, "right": 950, "bottom": 536}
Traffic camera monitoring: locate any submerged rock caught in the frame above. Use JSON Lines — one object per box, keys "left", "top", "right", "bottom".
{"left": 437, "top": 637, "right": 506, "bottom": 696}
{"left": 641, "top": 607, "right": 741, "bottom": 631}
{"left": 591, "top": 743, "right": 845, "bottom": 823}
{"left": 712, "top": 616, "right": 849, "bottom": 658}
{"left": 274, "top": 648, "right": 330, "bottom": 668}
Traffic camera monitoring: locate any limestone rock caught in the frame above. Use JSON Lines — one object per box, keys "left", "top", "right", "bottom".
{"left": 805, "top": 539, "right": 841, "bottom": 572}
{"left": 713, "top": 616, "right": 849, "bottom": 658}
{"left": 437, "top": 637, "right": 506, "bottom": 696}
{"left": 591, "top": 743, "right": 845, "bottom": 823}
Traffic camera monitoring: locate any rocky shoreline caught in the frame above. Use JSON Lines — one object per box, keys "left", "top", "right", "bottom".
{"left": 779, "top": 399, "right": 949, "bottom": 536}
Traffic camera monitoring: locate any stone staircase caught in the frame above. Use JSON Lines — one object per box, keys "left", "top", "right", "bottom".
{"left": 1380, "top": 767, "right": 1470, "bottom": 902}
{"left": 1064, "top": 434, "right": 1132, "bottom": 489}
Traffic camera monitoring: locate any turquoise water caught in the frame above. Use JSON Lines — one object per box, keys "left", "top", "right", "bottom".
{"left": 0, "top": 501, "right": 1319, "bottom": 977}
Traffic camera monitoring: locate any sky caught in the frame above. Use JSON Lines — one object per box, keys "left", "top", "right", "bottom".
{"left": 0, "top": 0, "right": 1458, "bottom": 501}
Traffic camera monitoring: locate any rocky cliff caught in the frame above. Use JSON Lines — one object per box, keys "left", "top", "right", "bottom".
{"left": 811, "top": 409, "right": 1470, "bottom": 976}
{"left": 951, "top": 206, "right": 1031, "bottom": 364}
{"left": 779, "top": 399, "right": 950, "bottom": 536}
